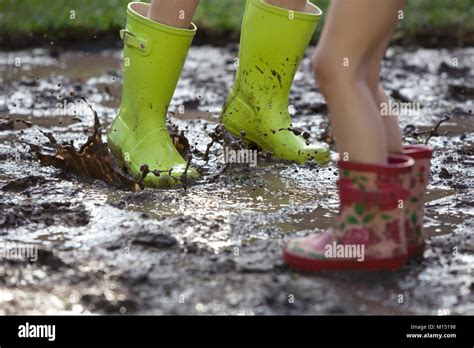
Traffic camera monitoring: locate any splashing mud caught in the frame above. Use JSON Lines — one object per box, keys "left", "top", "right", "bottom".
{"left": 23, "top": 100, "right": 142, "bottom": 190}
{"left": 203, "top": 124, "right": 257, "bottom": 172}
{"left": 21, "top": 99, "right": 203, "bottom": 190}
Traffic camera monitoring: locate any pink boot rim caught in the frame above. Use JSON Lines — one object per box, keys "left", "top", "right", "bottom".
{"left": 338, "top": 154, "right": 414, "bottom": 175}
{"left": 402, "top": 144, "right": 434, "bottom": 160}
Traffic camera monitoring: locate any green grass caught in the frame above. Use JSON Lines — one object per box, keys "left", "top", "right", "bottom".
{"left": 0, "top": 0, "right": 473, "bottom": 44}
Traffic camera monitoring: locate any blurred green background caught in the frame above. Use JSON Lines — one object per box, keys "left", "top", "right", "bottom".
{"left": 0, "top": 0, "right": 473, "bottom": 46}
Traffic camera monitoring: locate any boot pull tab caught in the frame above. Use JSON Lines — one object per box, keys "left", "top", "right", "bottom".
{"left": 120, "top": 29, "right": 151, "bottom": 56}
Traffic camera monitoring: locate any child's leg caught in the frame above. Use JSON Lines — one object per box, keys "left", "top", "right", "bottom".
{"left": 284, "top": 0, "right": 415, "bottom": 272}
{"left": 313, "top": 0, "right": 405, "bottom": 164}
{"left": 367, "top": 26, "right": 433, "bottom": 259}
{"left": 148, "top": 0, "right": 199, "bottom": 28}
{"left": 366, "top": 33, "right": 404, "bottom": 153}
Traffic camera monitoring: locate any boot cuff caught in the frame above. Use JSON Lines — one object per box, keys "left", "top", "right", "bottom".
{"left": 403, "top": 144, "right": 434, "bottom": 159}
{"left": 251, "top": 0, "right": 322, "bottom": 21}
{"left": 127, "top": 2, "right": 197, "bottom": 37}
{"left": 338, "top": 154, "right": 414, "bottom": 175}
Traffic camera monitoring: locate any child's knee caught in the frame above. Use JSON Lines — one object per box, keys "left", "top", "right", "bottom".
{"left": 312, "top": 52, "right": 357, "bottom": 95}
{"left": 312, "top": 52, "right": 336, "bottom": 94}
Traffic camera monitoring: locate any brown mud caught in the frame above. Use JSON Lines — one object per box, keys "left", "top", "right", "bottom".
{"left": 0, "top": 44, "right": 473, "bottom": 314}
{"left": 23, "top": 100, "right": 141, "bottom": 191}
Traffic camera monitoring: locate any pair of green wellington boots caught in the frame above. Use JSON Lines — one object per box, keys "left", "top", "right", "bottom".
{"left": 108, "top": 0, "right": 330, "bottom": 188}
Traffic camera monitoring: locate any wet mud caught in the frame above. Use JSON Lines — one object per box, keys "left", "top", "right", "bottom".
{"left": 0, "top": 44, "right": 473, "bottom": 314}
{"left": 23, "top": 100, "right": 142, "bottom": 191}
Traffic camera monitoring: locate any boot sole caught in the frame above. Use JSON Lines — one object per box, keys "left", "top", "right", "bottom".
{"left": 283, "top": 247, "right": 407, "bottom": 272}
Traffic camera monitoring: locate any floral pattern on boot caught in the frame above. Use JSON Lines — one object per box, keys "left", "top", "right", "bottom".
{"left": 284, "top": 181, "right": 409, "bottom": 271}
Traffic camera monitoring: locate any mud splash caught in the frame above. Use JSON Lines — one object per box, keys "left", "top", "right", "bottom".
{"left": 20, "top": 99, "right": 205, "bottom": 190}
{"left": 23, "top": 100, "right": 142, "bottom": 190}
{"left": 203, "top": 124, "right": 257, "bottom": 172}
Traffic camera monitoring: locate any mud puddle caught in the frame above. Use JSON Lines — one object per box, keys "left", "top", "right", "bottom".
{"left": 0, "top": 44, "right": 473, "bottom": 315}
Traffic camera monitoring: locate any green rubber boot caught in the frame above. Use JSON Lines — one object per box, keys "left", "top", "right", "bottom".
{"left": 221, "top": 0, "right": 330, "bottom": 165}
{"left": 108, "top": 2, "right": 199, "bottom": 188}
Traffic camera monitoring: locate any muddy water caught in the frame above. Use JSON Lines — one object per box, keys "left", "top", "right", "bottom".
{"left": 0, "top": 44, "right": 473, "bottom": 315}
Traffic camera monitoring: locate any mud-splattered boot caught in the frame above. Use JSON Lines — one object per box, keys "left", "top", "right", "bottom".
{"left": 108, "top": 2, "right": 199, "bottom": 187}
{"left": 283, "top": 156, "right": 414, "bottom": 271}
{"left": 221, "top": 0, "right": 330, "bottom": 165}
{"left": 400, "top": 145, "right": 434, "bottom": 258}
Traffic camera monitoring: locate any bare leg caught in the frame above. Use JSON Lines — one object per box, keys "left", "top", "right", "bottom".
{"left": 313, "top": 0, "right": 405, "bottom": 164}
{"left": 266, "top": 0, "right": 313, "bottom": 12}
{"left": 148, "top": 0, "right": 200, "bottom": 28}
{"left": 367, "top": 37, "right": 404, "bottom": 153}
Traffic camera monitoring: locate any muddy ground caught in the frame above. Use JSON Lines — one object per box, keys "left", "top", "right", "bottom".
{"left": 0, "top": 43, "right": 473, "bottom": 315}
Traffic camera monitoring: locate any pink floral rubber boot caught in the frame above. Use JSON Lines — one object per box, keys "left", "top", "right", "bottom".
{"left": 340, "top": 154, "right": 415, "bottom": 250}
{"left": 283, "top": 158, "right": 413, "bottom": 272}
{"left": 401, "top": 145, "right": 434, "bottom": 258}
